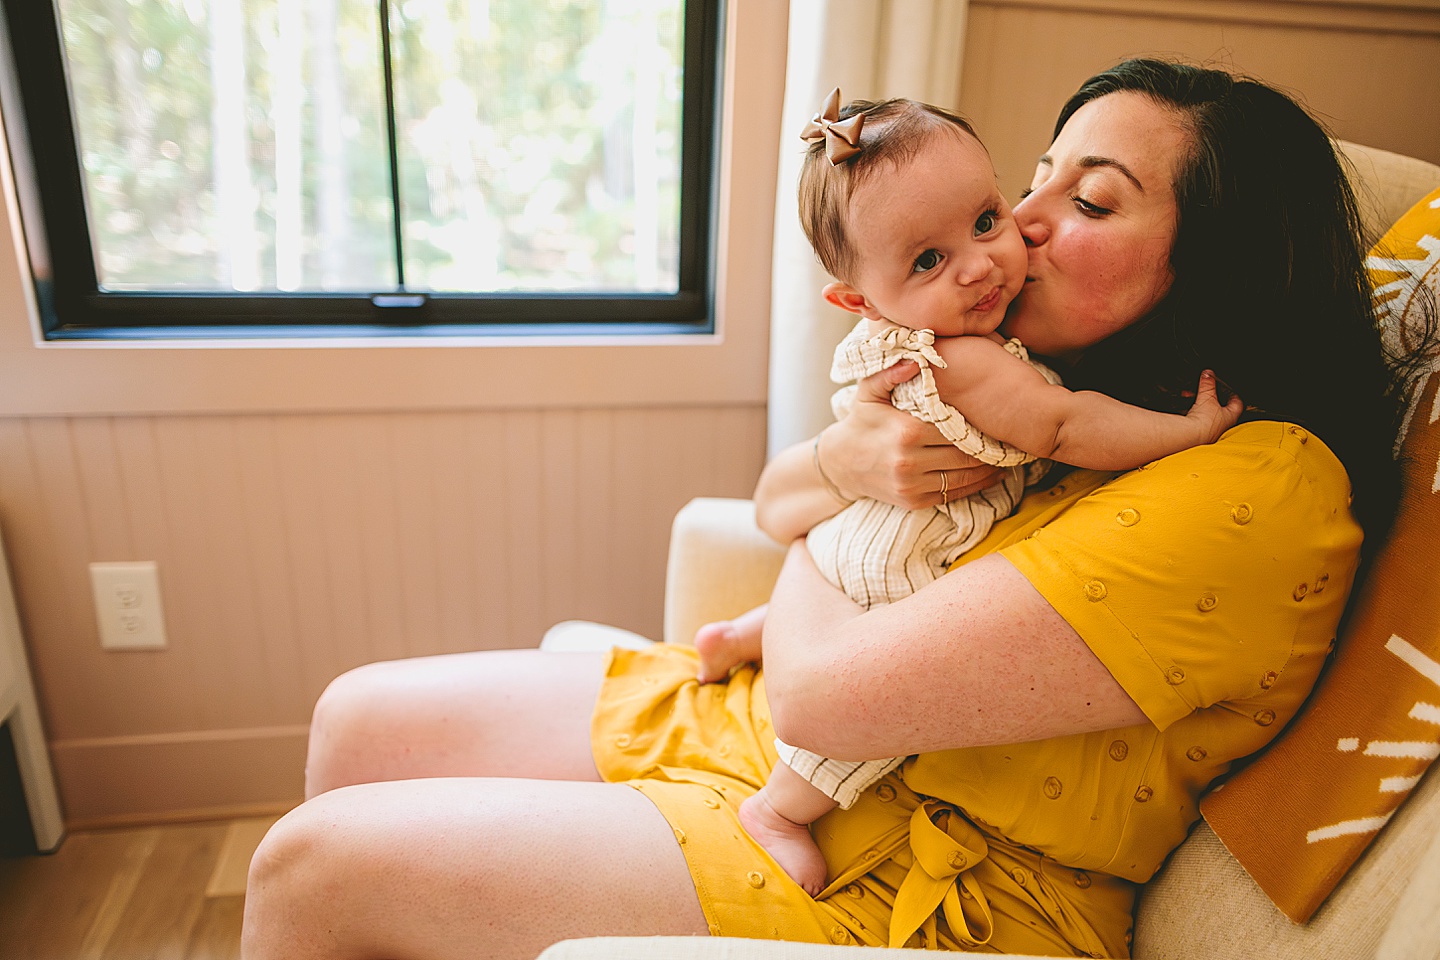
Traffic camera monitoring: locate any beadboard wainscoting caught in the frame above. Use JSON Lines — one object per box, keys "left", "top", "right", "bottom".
{"left": 960, "top": 0, "right": 1440, "bottom": 201}
{"left": 0, "top": 405, "right": 765, "bottom": 825}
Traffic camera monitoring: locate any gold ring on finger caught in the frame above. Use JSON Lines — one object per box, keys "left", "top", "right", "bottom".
{"left": 939, "top": 469, "right": 949, "bottom": 502}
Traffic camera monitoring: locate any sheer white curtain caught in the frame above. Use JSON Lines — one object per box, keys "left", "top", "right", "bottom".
{"left": 767, "top": 0, "right": 969, "bottom": 456}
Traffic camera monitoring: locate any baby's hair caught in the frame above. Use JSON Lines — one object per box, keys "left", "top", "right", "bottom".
{"left": 798, "top": 97, "right": 981, "bottom": 282}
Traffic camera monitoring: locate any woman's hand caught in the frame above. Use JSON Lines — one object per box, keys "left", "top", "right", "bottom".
{"left": 753, "top": 361, "right": 1003, "bottom": 543}
{"left": 826, "top": 361, "right": 1003, "bottom": 509}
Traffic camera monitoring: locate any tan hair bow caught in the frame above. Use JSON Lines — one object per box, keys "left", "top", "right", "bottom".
{"left": 801, "top": 87, "right": 863, "bottom": 165}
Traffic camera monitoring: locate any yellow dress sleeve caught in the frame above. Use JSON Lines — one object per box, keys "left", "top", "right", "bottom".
{"left": 1001, "top": 421, "right": 1363, "bottom": 730}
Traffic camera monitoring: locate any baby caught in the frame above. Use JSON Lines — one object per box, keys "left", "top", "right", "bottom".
{"left": 695, "top": 89, "right": 1243, "bottom": 895}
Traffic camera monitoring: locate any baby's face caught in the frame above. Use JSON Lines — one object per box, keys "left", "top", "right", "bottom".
{"left": 841, "top": 129, "right": 1026, "bottom": 338}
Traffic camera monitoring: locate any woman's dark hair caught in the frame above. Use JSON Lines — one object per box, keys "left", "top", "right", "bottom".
{"left": 1056, "top": 58, "right": 1417, "bottom": 543}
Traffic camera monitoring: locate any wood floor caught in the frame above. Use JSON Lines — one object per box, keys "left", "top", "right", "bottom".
{"left": 0, "top": 815, "right": 278, "bottom": 960}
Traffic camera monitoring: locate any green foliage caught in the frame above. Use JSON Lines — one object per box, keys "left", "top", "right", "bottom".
{"left": 55, "top": 0, "right": 686, "bottom": 293}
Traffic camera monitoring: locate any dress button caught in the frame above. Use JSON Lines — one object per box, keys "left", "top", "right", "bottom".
{"left": 1074, "top": 871, "right": 1092, "bottom": 889}
{"left": 747, "top": 871, "right": 766, "bottom": 889}
{"left": 1293, "top": 582, "right": 1309, "bottom": 601}
{"left": 673, "top": 828, "right": 687, "bottom": 844}
{"left": 614, "top": 734, "right": 632, "bottom": 748}
{"left": 948, "top": 851, "right": 968, "bottom": 869}
{"left": 1085, "top": 580, "right": 1108, "bottom": 601}
{"left": 1231, "top": 502, "right": 1254, "bottom": 524}
{"left": 844, "top": 883, "right": 864, "bottom": 899}
{"left": 1196, "top": 593, "right": 1217, "bottom": 612}
{"left": 1254, "top": 708, "right": 1277, "bottom": 726}
{"left": 1116, "top": 508, "right": 1140, "bottom": 526}
{"left": 1108, "top": 740, "right": 1129, "bottom": 761}
{"left": 1315, "top": 573, "right": 1329, "bottom": 593}
{"left": 718, "top": 744, "right": 731, "bottom": 757}
{"left": 1134, "top": 786, "right": 1153, "bottom": 802}
{"left": 1186, "top": 746, "right": 1208, "bottom": 762}
{"left": 1289, "top": 425, "right": 1309, "bottom": 443}
{"left": 1166, "top": 667, "right": 1186, "bottom": 685}
{"left": 703, "top": 797, "right": 720, "bottom": 809}
{"left": 830, "top": 925, "right": 850, "bottom": 944}
{"left": 1011, "top": 867, "right": 1028, "bottom": 886}
{"left": 1260, "top": 671, "right": 1278, "bottom": 690}
{"left": 1043, "top": 776, "right": 1063, "bottom": 799}
{"left": 875, "top": 784, "right": 897, "bottom": 802}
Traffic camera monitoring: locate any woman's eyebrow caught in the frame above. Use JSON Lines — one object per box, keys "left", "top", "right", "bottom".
{"left": 1035, "top": 153, "right": 1145, "bottom": 192}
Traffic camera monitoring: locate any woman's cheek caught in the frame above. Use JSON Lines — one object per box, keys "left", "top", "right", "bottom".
{"left": 1070, "top": 234, "right": 1173, "bottom": 342}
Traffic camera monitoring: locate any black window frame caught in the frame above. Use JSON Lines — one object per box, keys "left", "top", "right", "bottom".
{"left": 0, "top": 0, "right": 724, "bottom": 340}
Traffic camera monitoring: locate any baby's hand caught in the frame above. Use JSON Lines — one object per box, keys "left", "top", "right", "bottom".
{"left": 1184, "top": 370, "right": 1244, "bottom": 443}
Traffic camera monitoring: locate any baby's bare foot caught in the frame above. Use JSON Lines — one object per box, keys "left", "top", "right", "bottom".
{"left": 694, "top": 620, "right": 745, "bottom": 682}
{"left": 739, "top": 793, "right": 828, "bottom": 896}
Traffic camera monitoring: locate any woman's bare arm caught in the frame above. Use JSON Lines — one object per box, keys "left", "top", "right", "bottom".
{"left": 754, "top": 361, "right": 1003, "bottom": 543}
{"left": 762, "top": 542, "right": 1148, "bottom": 760}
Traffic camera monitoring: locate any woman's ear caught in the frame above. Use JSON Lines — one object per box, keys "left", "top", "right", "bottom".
{"left": 821, "top": 282, "right": 875, "bottom": 318}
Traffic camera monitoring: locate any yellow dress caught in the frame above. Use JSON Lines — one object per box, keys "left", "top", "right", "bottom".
{"left": 591, "top": 422, "right": 1362, "bottom": 957}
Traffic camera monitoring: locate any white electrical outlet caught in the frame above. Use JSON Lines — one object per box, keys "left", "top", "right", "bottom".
{"left": 90, "top": 561, "right": 168, "bottom": 650}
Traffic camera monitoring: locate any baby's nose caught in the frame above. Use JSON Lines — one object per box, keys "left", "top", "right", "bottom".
{"left": 955, "top": 251, "right": 993, "bottom": 284}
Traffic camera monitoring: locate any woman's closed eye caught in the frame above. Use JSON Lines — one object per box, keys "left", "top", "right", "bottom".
{"left": 1072, "top": 195, "right": 1112, "bottom": 216}
{"left": 913, "top": 249, "right": 943, "bottom": 273}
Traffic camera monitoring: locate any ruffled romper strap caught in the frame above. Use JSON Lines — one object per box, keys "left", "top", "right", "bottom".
{"left": 831, "top": 321, "right": 1053, "bottom": 468}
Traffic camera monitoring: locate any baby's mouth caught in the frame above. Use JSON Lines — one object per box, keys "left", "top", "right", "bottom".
{"left": 972, "top": 288, "right": 1002, "bottom": 312}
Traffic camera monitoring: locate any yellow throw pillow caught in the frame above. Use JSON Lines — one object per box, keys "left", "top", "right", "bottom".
{"left": 1202, "top": 186, "right": 1440, "bottom": 922}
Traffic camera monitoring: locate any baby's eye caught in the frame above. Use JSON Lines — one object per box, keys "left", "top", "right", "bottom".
{"left": 913, "top": 249, "right": 942, "bottom": 273}
{"left": 974, "top": 209, "right": 999, "bottom": 236}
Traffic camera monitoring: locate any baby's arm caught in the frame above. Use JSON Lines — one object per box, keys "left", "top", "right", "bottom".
{"left": 931, "top": 336, "right": 1243, "bottom": 470}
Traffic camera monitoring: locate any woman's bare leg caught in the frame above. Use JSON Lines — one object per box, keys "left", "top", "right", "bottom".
{"left": 242, "top": 776, "right": 709, "bottom": 960}
{"left": 306, "top": 649, "right": 610, "bottom": 797}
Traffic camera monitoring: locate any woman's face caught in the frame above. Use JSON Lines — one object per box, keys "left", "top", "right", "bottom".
{"left": 1001, "top": 91, "right": 1189, "bottom": 361}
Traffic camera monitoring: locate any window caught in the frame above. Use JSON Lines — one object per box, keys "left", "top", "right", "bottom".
{"left": 0, "top": 0, "right": 721, "bottom": 338}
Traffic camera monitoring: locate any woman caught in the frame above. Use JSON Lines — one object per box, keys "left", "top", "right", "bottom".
{"left": 241, "top": 60, "right": 1403, "bottom": 960}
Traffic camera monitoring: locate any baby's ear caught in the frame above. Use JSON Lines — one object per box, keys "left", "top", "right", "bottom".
{"left": 821, "top": 282, "right": 873, "bottom": 317}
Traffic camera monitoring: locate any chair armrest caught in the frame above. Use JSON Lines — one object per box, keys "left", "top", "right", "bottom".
{"left": 662, "top": 497, "right": 788, "bottom": 646}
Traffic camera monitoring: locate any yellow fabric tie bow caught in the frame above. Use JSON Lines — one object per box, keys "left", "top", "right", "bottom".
{"left": 801, "top": 86, "right": 864, "bottom": 165}
{"left": 889, "top": 800, "right": 996, "bottom": 949}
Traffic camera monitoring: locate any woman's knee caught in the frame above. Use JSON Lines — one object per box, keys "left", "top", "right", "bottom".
{"left": 306, "top": 660, "right": 409, "bottom": 795}
{"left": 242, "top": 801, "right": 341, "bottom": 956}
{"left": 311, "top": 661, "right": 391, "bottom": 743}
{"left": 244, "top": 791, "right": 410, "bottom": 959}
